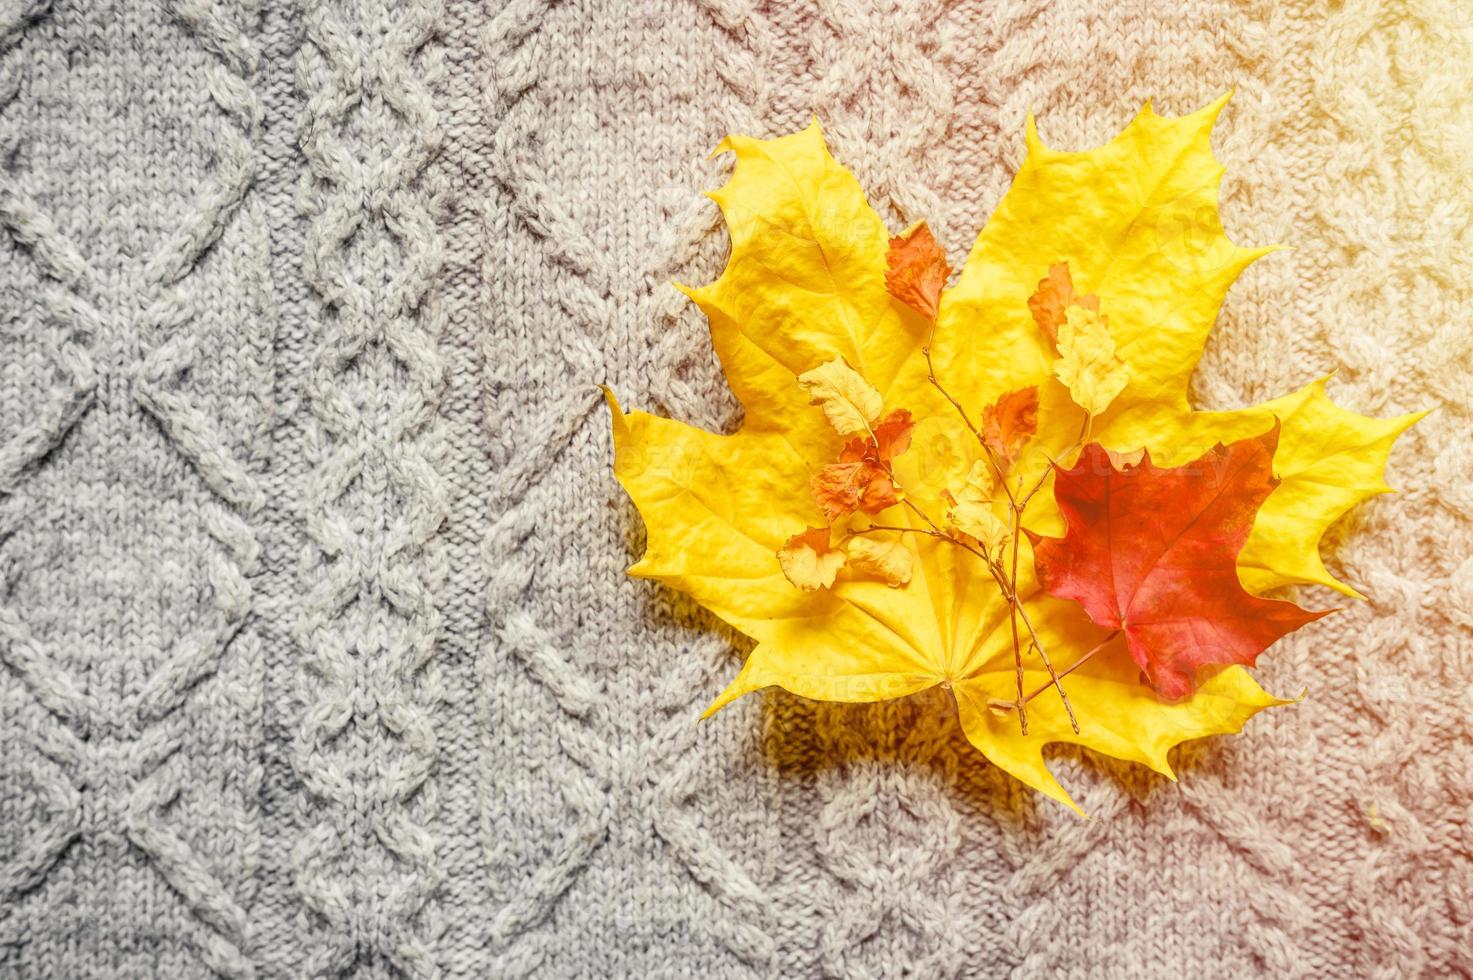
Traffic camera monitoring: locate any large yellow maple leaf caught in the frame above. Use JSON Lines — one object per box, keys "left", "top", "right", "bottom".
{"left": 607, "top": 96, "right": 1422, "bottom": 811}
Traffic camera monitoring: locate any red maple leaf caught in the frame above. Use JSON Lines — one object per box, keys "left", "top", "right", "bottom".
{"left": 1030, "top": 424, "right": 1326, "bottom": 698}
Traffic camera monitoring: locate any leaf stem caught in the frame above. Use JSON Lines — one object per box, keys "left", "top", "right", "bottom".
{"left": 1005, "top": 500, "right": 1027, "bottom": 732}
{"left": 919, "top": 320, "right": 1032, "bottom": 732}
{"left": 1016, "top": 411, "right": 1091, "bottom": 511}
{"left": 867, "top": 511, "right": 1075, "bottom": 727}
{"left": 981, "top": 556, "right": 1079, "bottom": 733}
{"left": 903, "top": 497, "right": 948, "bottom": 538}
{"left": 922, "top": 319, "right": 987, "bottom": 451}
{"left": 995, "top": 415, "right": 1093, "bottom": 733}
{"left": 988, "top": 631, "right": 1120, "bottom": 711}
{"left": 889, "top": 320, "right": 1100, "bottom": 735}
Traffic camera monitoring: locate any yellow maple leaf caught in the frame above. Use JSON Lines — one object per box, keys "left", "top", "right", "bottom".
{"left": 607, "top": 96, "right": 1421, "bottom": 812}
{"left": 1104, "top": 376, "right": 1426, "bottom": 597}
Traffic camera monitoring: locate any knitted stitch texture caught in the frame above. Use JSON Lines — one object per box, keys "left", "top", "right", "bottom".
{"left": 0, "top": 1, "right": 1469, "bottom": 977}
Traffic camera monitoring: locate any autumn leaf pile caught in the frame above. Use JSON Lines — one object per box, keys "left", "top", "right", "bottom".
{"left": 606, "top": 96, "right": 1422, "bottom": 812}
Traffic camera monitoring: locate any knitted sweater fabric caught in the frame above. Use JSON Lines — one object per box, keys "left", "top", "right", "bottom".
{"left": 0, "top": 1, "right": 1468, "bottom": 977}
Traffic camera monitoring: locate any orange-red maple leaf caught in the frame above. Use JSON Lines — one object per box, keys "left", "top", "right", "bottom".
{"left": 884, "top": 222, "right": 951, "bottom": 321}
{"left": 811, "top": 409, "right": 913, "bottom": 522}
{"left": 981, "top": 386, "right": 1039, "bottom": 467}
{"left": 1030, "top": 424, "right": 1326, "bottom": 698}
{"left": 1027, "top": 261, "right": 1099, "bottom": 346}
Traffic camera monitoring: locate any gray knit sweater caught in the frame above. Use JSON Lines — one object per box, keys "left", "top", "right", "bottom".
{"left": 0, "top": 1, "right": 1465, "bottom": 977}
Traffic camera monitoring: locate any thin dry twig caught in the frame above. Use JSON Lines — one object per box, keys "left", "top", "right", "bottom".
{"left": 882, "top": 312, "right": 1100, "bottom": 735}
{"left": 979, "top": 557, "right": 1079, "bottom": 732}
{"left": 921, "top": 318, "right": 986, "bottom": 449}
{"left": 919, "top": 320, "right": 1033, "bottom": 732}
{"left": 988, "top": 630, "right": 1121, "bottom": 711}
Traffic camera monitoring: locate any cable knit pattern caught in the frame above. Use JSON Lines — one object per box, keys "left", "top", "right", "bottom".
{"left": 292, "top": 1, "right": 447, "bottom": 976}
{"left": 0, "top": 0, "right": 271, "bottom": 976}
{"left": 0, "top": 1, "right": 1468, "bottom": 977}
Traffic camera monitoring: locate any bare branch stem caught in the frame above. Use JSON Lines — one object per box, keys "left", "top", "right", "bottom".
{"left": 921, "top": 319, "right": 986, "bottom": 451}
{"left": 989, "top": 631, "right": 1120, "bottom": 711}
{"left": 1005, "top": 499, "right": 1027, "bottom": 732}
{"left": 981, "top": 557, "right": 1079, "bottom": 732}
{"left": 868, "top": 319, "right": 1107, "bottom": 735}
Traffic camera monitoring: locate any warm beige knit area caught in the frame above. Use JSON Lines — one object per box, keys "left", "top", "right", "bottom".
{"left": 0, "top": 0, "right": 1468, "bottom": 977}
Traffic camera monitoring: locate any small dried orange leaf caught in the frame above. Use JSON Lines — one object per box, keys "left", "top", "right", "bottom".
{"left": 884, "top": 221, "right": 951, "bottom": 321}
{"left": 1026, "top": 260, "right": 1099, "bottom": 346}
{"left": 981, "top": 386, "right": 1040, "bottom": 467}
{"left": 778, "top": 526, "right": 845, "bottom": 592}
{"left": 810, "top": 409, "right": 914, "bottom": 522}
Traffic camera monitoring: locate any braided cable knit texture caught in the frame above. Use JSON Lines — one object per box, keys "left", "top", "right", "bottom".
{"left": 0, "top": 1, "right": 1469, "bottom": 977}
